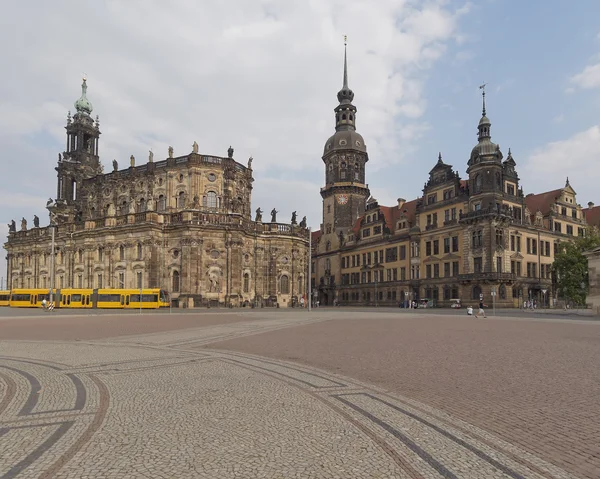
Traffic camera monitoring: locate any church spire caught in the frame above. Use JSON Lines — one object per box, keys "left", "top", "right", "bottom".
{"left": 477, "top": 82, "right": 491, "bottom": 141}
{"left": 335, "top": 36, "right": 356, "bottom": 131}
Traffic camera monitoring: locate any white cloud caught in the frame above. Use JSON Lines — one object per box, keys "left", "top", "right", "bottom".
{"left": 521, "top": 126, "right": 600, "bottom": 203}
{"left": 0, "top": 0, "right": 469, "bottom": 247}
{"left": 570, "top": 63, "right": 600, "bottom": 89}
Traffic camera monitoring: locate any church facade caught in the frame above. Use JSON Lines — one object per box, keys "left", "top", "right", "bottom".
{"left": 312, "top": 49, "right": 592, "bottom": 308}
{"left": 5, "top": 80, "right": 309, "bottom": 308}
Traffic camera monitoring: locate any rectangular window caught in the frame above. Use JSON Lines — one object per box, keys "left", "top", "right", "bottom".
{"left": 362, "top": 228, "right": 371, "bottom": 238}
{"left": 392, "top": 268, "right": 398, "bottom": 281}
{"left": 444, "top": 262, "right": 450, "bottom": 277}
{"left": 426, "top": 264, "right": 432, "bottom": 279}
{"left": 367, "top": 252, "right": 372, "bottom": 265}
{"left": 444, "top": 209, "right": 450, "bottom": 222}
{"left": 385, "top": 247, "right": 398, "bottom": 263}
{"left": 507, "top": 184, "right": 515, "bottom": 195}
{"left": 532, "top": 239, "right": 537, "bottom": 255}
{"left": 387, "top": 269, "right": 392, "bottom": 282}
{"left": 516, "top": 236, "right": 521, "bottom": 252}
{"left": 362, "top": 253, "right": 366, "bottom": 265}
{"left": 443, "top": 238, "right": 450, "bottom": 254}
{"left": 137, "top": 272, "right": 142, "bottom": 289}
{"left": 411, "top": 242, "right": 420, "bottom": 258}
{"left": 373, "top": 225, "right": 382, "bottom": 235}
{"left": 399, "top": 245, "right": 406, "bottom": 260}
{"left": 426, "top": 241, "right": 432, "bottom": 256}
{"left": 433, "top": 264, "right": 440, "bottom": 278}
{"left": 517, "top": 261, "right": 521, "bottom": 276}
{"left": 77, "top": 274, "right": 82, "bottom": 288}
{"left": 98, "top": 248, "right": 104, "bottom": 262}
{"left": 554, "top": 222, "right": 562, "bottom": 233}
{"left": 452, "top": 261, "right": 459, "bottom": 276}
{"left": 400, "top": 267, "right": 406, "bottom": 280}
{"left": 427, "top": 214, "right": 432, "bottom": 225}
{"left": 572, "top": 209, "right": 577, "bottom": 219}
{"left": 474, "top": 257, "right": 482, "bottom": 273}
{"left": 451, "top": 207, "right": 457, "bottom": 220}
{"left": 452, "top": 236, "right": 459, "bottom": 252}
{"left": 119, "top": 272, "right": 124, "bottom": 288}
{"left": 511, "top": 261, "right": 515, "bottom": 274}
{"left": 496, "top": 256, "right": 502, "bottom": 273}
{"left": 567, "top": 225, "right": 573, "bottom": 235}
{"left": 411, "top": 265, "right": 420, "bottom": 279}
{"left": 527, "top": 238, "right": 531, "bottom": 254}
{"left": 511, "top": 235, "right": 515, "bottom": 251}
{"left": 97, "top": 274, "right": 103, "bottom": 288}
{"left": 433, "top": 240, "right": 439, "bottom": 255}
{"left": 545, "top": 241, "right": 551, "bottom": 256}
{"left": 379, "top": 250, "right": 384, "bottom": 263}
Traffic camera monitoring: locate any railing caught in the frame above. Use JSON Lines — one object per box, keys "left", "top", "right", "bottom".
{"left": 425, "top": 223, "right": 438, "bottom": 231}
{"left": 458, "top": 272, "right": 516, "bottom": 282}
{"left": 443, "top": 218, "right": 458, "bottom": 226}
{"left": 459, "top": 207, "right": 513, "bottom": 222}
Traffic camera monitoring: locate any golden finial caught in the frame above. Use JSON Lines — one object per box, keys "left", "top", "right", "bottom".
{"left": 82, "top": 72, "right": 87, "bottom": 81}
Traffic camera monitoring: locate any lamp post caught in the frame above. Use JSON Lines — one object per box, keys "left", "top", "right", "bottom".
{"left": 308, "top": 227, "right": 312, "bottom": 312}
{"left": 48, "top": 213, "right": 56, "bottom": 307}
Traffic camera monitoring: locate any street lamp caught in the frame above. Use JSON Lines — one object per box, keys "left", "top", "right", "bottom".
{"left": 47, "top": 209, "right": 57, "bottom": 307}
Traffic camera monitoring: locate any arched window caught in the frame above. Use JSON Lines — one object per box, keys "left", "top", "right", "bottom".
{"left": 499, "top": 284, "right": 506, "bottom": 300}
{"left": 205, "top": 191, "right": 217, "bottom": 208}
{"left": 139, "top": 198, "right": 146, "bottom": 212}
{"left": 472, "top": 285, "right": 482, "bottom": 300}
{"left": 243, "top": 273, "right": 250, "bottom": 293}
{"left": 158, "top": 195, "right": 166, "bottom": 211}
{"left": 119, "top": 245, "right": 125, "bottom": 261}
{"left": 137, "top": 243, "right": 142, "bottom": 260}
{"left": 172, "top": 270, "right": 180, "bottom": 293}
{"left": 349, "top": 115, "right": 354, "bottom": 121}
{"left": 177, "top": 191, "right": 185, "bottom": 208}
{"left": 342, "top": 114, "right": 347, "bottom": 120}
{"left": 280, "top": 275, "right": 290, "bottom": 294}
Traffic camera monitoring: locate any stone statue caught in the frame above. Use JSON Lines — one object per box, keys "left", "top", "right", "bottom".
{"left": 299, "top": 216, "right": 307, "bottom": 228}
{"left": 130, "top": 155, "right": 135, "bottom": 167}
{"left": 8, "top": 220, "right": 16, "bottom": 233}
{"left": 192, "top": 141, "right": 199, "bottom": 154}
{"left": 270, "top": 208, "right": 278, "bottom": 223}
{"left": 248, "top": 156, "right": 253, "bottom": 169}
{"left": 206, "top": 267, "right": 221, "bottom": 293}
{"left": 33, "top": 215, "right": 39, "bottom": 228}
{"left": 21, "top": 217, "right": 27, "bottom": 231}
{"left": 228, "top": 146, "right": 234, "bottom": 158}
{"left": 58, "top": 153, "right": 62, "bottom": 161}
{"left": 149, "top": 150, "right": 154, "bottom": 163}
{"left": 291, "top": 211, "right": 297, "bottom": 225}
{"left": 255, "top": 207, "right": 263, "bottom": 222}
{"left": 168, "top": 146, "right": 174, "bottom": 158}
{"left": 46, "top": 198, "right": 54, "bottom": 207}
{"left": 112, "top": 159, "right": 118, "bottom": 172}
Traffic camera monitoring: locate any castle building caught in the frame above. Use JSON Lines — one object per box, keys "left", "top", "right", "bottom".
{"left": 5, "top": 79, "right": 309, "bottom": 308}
{"left": 312, "top": 52, "right": 591, "bottom": 308}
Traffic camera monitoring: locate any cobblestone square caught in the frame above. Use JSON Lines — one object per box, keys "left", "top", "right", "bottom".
{"left": 0, "top": 308, "right": 597, "bottom": 478}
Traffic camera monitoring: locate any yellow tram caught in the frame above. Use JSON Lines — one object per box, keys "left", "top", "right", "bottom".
{"left": 8, "top": 288, "right": 170, "bottom": 309}
{"left": 0, "top": 290, "right": 11, "bottom": 307}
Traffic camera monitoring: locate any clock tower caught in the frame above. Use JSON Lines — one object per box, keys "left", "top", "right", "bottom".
{"left": 320, "top": 40, "right": 370, "bottom": 244}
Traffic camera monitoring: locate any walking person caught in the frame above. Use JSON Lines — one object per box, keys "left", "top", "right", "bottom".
{"left": 41, "top": 298, "right": 47, "bottom": 311}
{"left": 475, "top": 299, "right": 487, "bottom": 318}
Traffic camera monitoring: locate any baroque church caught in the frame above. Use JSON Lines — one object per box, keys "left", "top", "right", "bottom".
{"left": 312, "top": 46, "right": 593, "bottom": 308}
{"left": 4, "top": 79, "right": 309, "bottom": 308}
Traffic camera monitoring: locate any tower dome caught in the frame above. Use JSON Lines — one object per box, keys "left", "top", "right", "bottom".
{"left": 74, "top": 77, "right": 93, "bottom": 116}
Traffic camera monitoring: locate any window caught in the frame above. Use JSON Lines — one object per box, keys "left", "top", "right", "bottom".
{"left": 411, "top": 265, "right": 420, "bottom": 279}
{"left": 400, "top": 267, "right": 406, "bottom": 280}
{"left": 385, "top": 247, "right": 398, "bottom": 262}
{"left": 426, "top": 264, "right": 432, "bottom": 279}
{"left": 98, "top": 247, "right": 104, "bottom": 262}
{"left": 139, "top": 198, "right": 146, "bottom": 213}
{"left": 97, "top": 274, "right": 103, "bottom": 288}
{"left": 496, "top": 229, "right": 503, "bottom": 247}
{"left": 433, "top": 240, "right": 439, "bottom": 255}
{"left": 433, "top": 264, "right": 440, "bottom": 278}
{"left": 243, "top": 273, "right": 250, "bottom": 293}
{"left": 566, "top": 225, "right": 573, "bottom": 235}
{"left": 452, "top": 261, "right": 459, "bottom": 276}
{"left": 474, "top": 203, "right": 481, "bottom": 211}
{"left": 496, "top": 256, "right": 502, "bottom": 273}
{"left": 362, "top": 228, "right": 371, "bottom": 238}
{"left": 444, "top": 238, "right": 450, "bottom": 254}
{"left": 177, "top": 191, "right": 185, "bottom": 208}
{"left": 444, "top": 262, "right": 450, "bottom": 277}
{"left": 426, "top": 241, "right": 432, "bottom": 256}
{"left": 532, "top": 239, "right": 537, "bottom": 255}
{"left": 474, "top": 257, "right": 482, "bottom": 273}
{"left": 137, "top": 243, "right": 143, "bottom": 260}
{"left": 444, "top": 286, "right": 451, "bottom": 300}
{"left": 399, "top": 245, "right": 406, "bottom": 260}
{"left": 158, "top": 195, "right": 166, "bottom": 211}
{"left": 452, "top": 236, "right": 459, "bottom": 252}
{"left": 77, "top": 274, "right": 82, "bottom": 288}
{"left": 510, "top": 235, "right": 515, "bottom": 251}
{"left": 411, "top": 242, "right": 420, "bottom": 258}
{"left": 472, "top": 285, "right": 482, "bottom": 300}
{"left": 444, "top": 209, "right": 450, "bottom": 222}
{"left": 205, "top": 191, "right": 217, "bottom": 208}
{"left": 516, "top": 236, "right": 521, "bottom": 252}
{"left": 554, "top": 222, "right": 562, "bottom": 233}
{"left": 172, "top": 271, "right": 180, "bottom": 292}
{"left": 373, "top": 225, "right": 382, "bottom": 235}
{"left": 137, "top": 271, "right": 143, "bottom": 289}
{"left": 427, "top": 194, "right": 437, "bottom": 205}
{"left": 475, "top": 175, "right": 482, "bottom": 193}
{"left": 120, "top": 245, "right": 125, "bottom": 261}
{"left": 472, "top": 230, "right": 483, "bottom": 248}
{"left": 572, "top": 209, "right": 577, "bottom": 219}
{"left": 78, "top": 249, "right": 83, "bottom": 262}
{"left": 507, "top": 184, "right": 515, "bottom": 195}
{"left": 119, "top": 272, "right": 125, "bottom": 288}
{"left": 499, "top": 284, "right": 506, "bottom": 300}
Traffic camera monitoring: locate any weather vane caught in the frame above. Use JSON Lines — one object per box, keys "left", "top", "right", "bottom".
{"left": 479, "top": 82, "right": 488, "bottom": 115}
{"left": 479, "top": 82, "right": 487, "bottom": 93}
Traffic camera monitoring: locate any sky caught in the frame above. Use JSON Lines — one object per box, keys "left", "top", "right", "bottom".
{"left": 3, "top": 0, "right": 600, "bottom": 273}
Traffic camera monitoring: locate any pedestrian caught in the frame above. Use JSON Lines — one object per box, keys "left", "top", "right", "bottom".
{"left": 475, "top": 299, "right": 487, "bottom": 318}
{"left": 467, "top": 305, "right": 473, "bottom": 316}
{"left": 300, "top": 296, "right": 305, "bottom": 308}
{"left": 41, "top": 298, "right": 47, "bottom": 311}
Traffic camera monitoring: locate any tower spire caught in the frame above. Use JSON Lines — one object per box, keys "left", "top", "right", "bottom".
{"left": 479, "top": 82, "right": 487, "bottom": 116}
{"left": 343, "top": 35, "right": 349, "bottom": 90}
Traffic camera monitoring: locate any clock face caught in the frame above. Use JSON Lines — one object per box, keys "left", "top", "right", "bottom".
{"left": 337, "top": 194, "right": 349, "bottom": 205}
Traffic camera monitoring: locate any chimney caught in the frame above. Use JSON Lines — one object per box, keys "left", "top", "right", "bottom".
{"left": 397, "top": 198, "right": 406, "bottom": 209}
{"left": 588, "top": 201, "right": 595, "bottom": 209}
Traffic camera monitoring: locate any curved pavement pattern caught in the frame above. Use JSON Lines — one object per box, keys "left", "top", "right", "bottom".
{"left": 0, "top": 312, "right": 587, "bottom": 478}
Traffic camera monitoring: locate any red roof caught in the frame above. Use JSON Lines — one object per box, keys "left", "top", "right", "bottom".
{"left": 583, "top": 205, "right": 600, "bottom": 227}
{"left": 311, "top": 230, "right": 322, "bottom": 243}
{"left": 351, "top": 198, "right": 419, "bottom": 237}
{"left": 524, "top": 188, "right": 562, "bottom": 215}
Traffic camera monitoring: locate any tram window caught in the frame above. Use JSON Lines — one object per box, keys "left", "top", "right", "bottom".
{"left": 72, "top": 294, "right": 82, "bottom": 302}
{"left": 120, "top": 295, "right": 124, "bottom": 306}
{"left": 98, "top": 294, "right": 121, "bottom": 302}
{"left": 67, "top": 295, "right": 71, "bottom": 305}
{"left": 125, "top": 296, "right": 130, "bottom": 306}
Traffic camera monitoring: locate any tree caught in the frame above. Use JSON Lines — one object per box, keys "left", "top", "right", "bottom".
{"left": 553, "top": 229, "right": 600, "bottom": 305}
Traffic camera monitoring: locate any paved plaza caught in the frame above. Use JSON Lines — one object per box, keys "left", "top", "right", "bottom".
{"left": 0, "top": 308, "right": 598, "bottom": 478}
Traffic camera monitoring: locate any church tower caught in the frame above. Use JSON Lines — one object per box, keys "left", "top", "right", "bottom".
{"left": 54, "top": 77, "right": 102, "bottom": 222}
{"left": 320, "top": 40, "right": 370, "bottom": 242}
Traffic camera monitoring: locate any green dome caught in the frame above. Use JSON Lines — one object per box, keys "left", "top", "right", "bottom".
{"left": 74, "top": 78, "right": 93, "bottom": 115}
